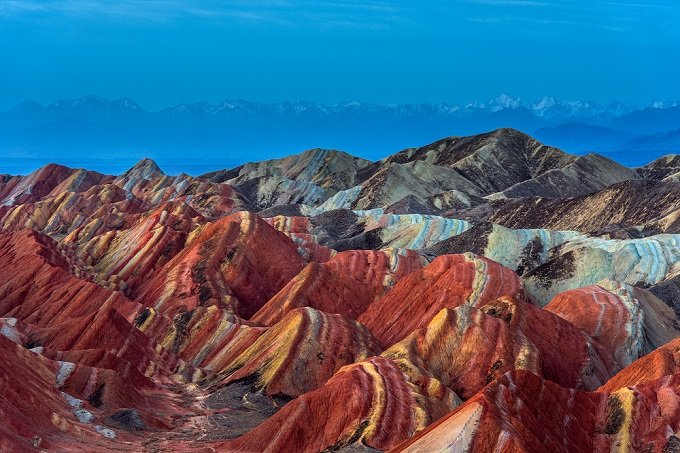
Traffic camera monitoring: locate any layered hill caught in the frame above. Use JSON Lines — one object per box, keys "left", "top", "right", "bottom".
{"left": 202, "top": 128, "right": 642, "bottom": 216}
{"left": 1, "top": 128, "right": 680, "bottom": 451}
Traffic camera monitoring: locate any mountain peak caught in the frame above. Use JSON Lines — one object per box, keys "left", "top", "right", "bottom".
{"left": 48, "top": 95, "right": 143, "bottom": 112}
{"left": 488, "top": 127, "right": 531, "bottom": 140}
{"left": 51, "top": 95, "right": 107, "bottom": 108}
{"left": 489, "top": 94, "right": 522, "bottom": 111}
{"left": 300, "top": 148, "right": 336, "bottom": 158}
{"left": 110, "top": 97, "right": 143, "bottom": 111}
{"left": 121, "top": 158, "right": 164, "bottom": 180}
{"left": 8, "top": 99, "right": 44, "bottom": 114}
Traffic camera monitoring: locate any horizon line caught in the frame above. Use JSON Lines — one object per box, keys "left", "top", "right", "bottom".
{"left": 6, "top": 94, "right": 680, "bottom": 114}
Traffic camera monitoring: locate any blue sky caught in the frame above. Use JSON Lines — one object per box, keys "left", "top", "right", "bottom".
{"left": 1, "top": 0, "right": 679, "bottom": 110}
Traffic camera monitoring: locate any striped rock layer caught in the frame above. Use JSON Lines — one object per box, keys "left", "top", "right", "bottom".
{"left": 545, "top": 281, "right": 645, "bottom": 368}
{"left": 1, "top": 143, "right": 680, "bottom": 452}
{"left": 394, "top": 368, "right": 680, "bottom": 453}
{"left": 358, "top": 253, "right": 526, "bottom": 347}
{"left": 384, "top": 296, "right": 619, "bottom": 398}
{"left": 136, "top": 211, "right": 305, "bottom": 318}
{"left": 252, "top": 249, "right": 425, "bottom": 325}
{"left": 525, "top": 234, "right": 680, "bottom": 305}
{"left": 220, "top": 355, "right": 458, "bottom": 452}
{"left": 209, "top": 307, "right": 382, "bottom": 398}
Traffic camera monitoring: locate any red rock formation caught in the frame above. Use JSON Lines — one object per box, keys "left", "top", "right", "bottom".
{"left": 384, "top": 296, "right": 618, "bottom": 398}
{"left": 156, "top": 304, "right": 266, "bottom": 372}
{"left": 112, "top": 159, "right": 249, "bottom": 218}
{"left": 0, "top": 164, "right": 108, "bottom": 207}
{"left": 358, "top": 253, "right": 526, "bottom": 347}
{"left": 65, "top": 201, "right": 203, "bottom": 294}
{"left": 323, "top": 248, "right": 425, "bottom": 292}
{"left": 2, "top": 150, "right": 680, "bottom": 451}
{"left": 596, "top": 373, "right": 680, "bottom": 452}
{"left": 393, "top": 370, "right": 605, "bottom": 453}
{"left": 0, "top": 229, "right": 139, "bottom": 327}
{"left": 599, "top": 337, "right": 680, "bottom": 393}
{"left": 396, "top": 362, "right": 680, "bottom": 453}
{"left": 150, "top": 176, "right": 249, "bottom": 219}
{"left": 137, "top": 211, "right": 305, "bottom": 318}
{"left": 0, "top": 335, "right": 126, "bottom": 452}
{"left": 1, "top": 160, "right": 248, "bottom": 250}
{"left": 32, "top": 305, "right": 179, "bottom": 375}
{"left": 0, "top": 331, "right": 201, "bottom": 451}
{"left": 220, "top": 355, "right": 458, "bottom": 452}
{"left": 545, "top": 281, "right": 644, "bottom": 367}
{"left": 210, "top": 307, "right": 381, "bottom": 397}
{"left": 1, "top": 183, "right": 141, "bottom": 237}
{"left": 265, "top": 215, "right": 335, "bottom": 262}
{"left": 252, "top": 249, "right": 424, "bottom": 325}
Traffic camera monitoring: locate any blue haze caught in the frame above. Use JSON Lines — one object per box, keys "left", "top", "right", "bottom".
{"left": 0, "top": 1, "right": 679, "bottom": 173}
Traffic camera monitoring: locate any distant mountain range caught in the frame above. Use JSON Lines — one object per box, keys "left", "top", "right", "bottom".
{"left": 1, "top": 94, "right": 679, "bottom": 174}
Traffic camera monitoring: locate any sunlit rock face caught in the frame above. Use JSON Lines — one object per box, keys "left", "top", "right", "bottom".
{"left": 383, "top": 295, "right": 619, "bottom": 399}
{"left": 545, "top": 281, "right": 646, "bottom": 368}
{"left": 208, "top": 307, "right": 382, "bottom": 398}
{"left": 396, "top": 368, "right": 680, "bottom": 453}
{"left": 218, "top": 355, "right": 459, "bottom": 453}
{"left": 358, "top": 253, "right": 527, "bottom": 347}
{"left": 2, "top": 131, "right": 680, "bottom": 451}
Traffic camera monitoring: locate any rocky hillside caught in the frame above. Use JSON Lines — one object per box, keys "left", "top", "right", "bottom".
{"left": 1, "top": 129, "right": 679, "bottom": 452}
{"left": 200, "top": 128, "right": 654, "bottom": 223}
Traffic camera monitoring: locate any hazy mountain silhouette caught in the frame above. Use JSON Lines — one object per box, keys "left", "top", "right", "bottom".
{"left": 1, "top": 95, "right": 678, "bottom": 174}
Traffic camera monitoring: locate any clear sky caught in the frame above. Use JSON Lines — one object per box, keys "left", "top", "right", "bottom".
{"left": 1, "top": 0, "right": 679, "bottom": 110}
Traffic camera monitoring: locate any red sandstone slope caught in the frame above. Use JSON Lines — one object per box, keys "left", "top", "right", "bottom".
{"left": 358, "top": 253, "right": 526, "bottom": 347}
{"left": 110, "top": 158, "right": 250, "bottom": 218}
{"left": 209, "top": 307, "right": 381, "bottom": 397}
{"left": 0, "top": 335, "right": 125, "bottom": 452}
{"left": 136, "top": 211, "right": 306, "bottom": 318}
{"left": 0, "top": 159, "right": 249, "bottom": 253}
{"left": 545, "top": 281, "right": 645, "bottom": 368}
{"left": 0, "top": 229, "right": 140, "bottom": 326}
{"left": 153, "top": 304, "right": 267, "bottom": 371}
{"left": 3, "top": 220, "right": 680, "bottom": 452}
{"left": 2, "top": 151, "right": 680, "bottom": 451}
{"left": 394, "top": 367, "right": 680, "bottom": 453}
{"left": 0, "top": 230, "right": 211, "bottom": 450}
{"left": 219, "top": 355, "right": 458, "bottom": 452}
{"left": 64, "top": 200, "right": 204, "bottom": 294}
{"left": 384, "top": 296, "right": 618, "bottom": 398}
{"left": 1, "top": 183, "right": 143, "bottom": 237}
{"left": 393, "top": 370, "right": 605, "bottom": 453}
{"left": 0, "top": 330, "right": 198, "bottom": 452}
{"left": 252, "top": 249, "right": 424, "bottom": 325}
{"left": 599, "top": 337, "right": 680, "bottom": 393}
{"left": 265, "top": 215, "right": 336, "bottom": 262}
{"left": 0, "top": 164, "right": 110, "bottom": 207}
